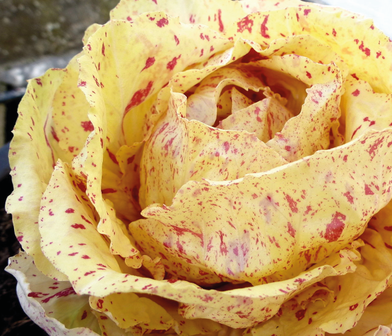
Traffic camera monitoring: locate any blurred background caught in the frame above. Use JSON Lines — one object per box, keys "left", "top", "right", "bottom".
{"left": 0, "top": 0, "right": 390, "bottom": 335}
{"left": 0, "top": 1, "right": 118, "bottom": 335}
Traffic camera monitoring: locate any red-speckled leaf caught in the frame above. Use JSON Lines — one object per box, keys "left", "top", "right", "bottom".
{"left": 49, "top": 56, "right": 92, "bottom": 162}
{"left": 6, "top": 57, "right": 90, "bottom": 281}
{"left": 89, "top": 293, "right": 174, "bottom": 331}
{"left": 237, "top": 4, "right": 392, "bottom": 93}
{"left": 6, "top": 252, "right": 100, "bottom": 335}
{"left": 176, "top": 243, "right": 361, "bottom": 328}
{"left": 259, "top": 34, "right": 349, "bottom": 78}
{"left": 35, "top": 156, "right": 371, "bottom": 329}
{"left": 260, "top": 56, "right": 343, "bottom": 161}
{"left": 134, "top": 128, "right": 392, "bottom": 285}
{"left": 73, "top": 15, "right": 233, "bottom": 264}
{"left": 39, "top": 160, "right": 140, "bottom": 275}
{"left": 251, "top": 229, "right": 392, "bottom": 335}
{"left": 221, "top": 88, "right": 294, "bottom": 142}
{"left": 110, "top": 0, "right": 245, "bottom": 35}
{"left": 170, "top": 37, "right": 254, "bottom": 95}
{"left": 139, "top": 91, "right": 288, "bottom": 209}
{"left": 339, "top": 286, "right": 392, "bottom": 336}
{"left": 341, "top": 77, "right": 392, "bottom": 142}
{"left": 186, "top": 65, "right": 265, "bottom": 125}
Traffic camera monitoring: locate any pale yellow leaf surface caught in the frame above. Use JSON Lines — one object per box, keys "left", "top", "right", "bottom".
{"left": 34, "top": 147, "right": 372, "bottom": 329}
{"left": 139, "top": 91, "right": 288, "bottom": 209}
{"left": 235, "top": 4, "right": 392, "bottom": 93}
{"left": 170, "top": 37, "right": 254, "bottom": 95}
{"left": 6, "top": 55, "right": 90, "bottom": 281}
{"left": 6, "top": 252, "right": 100, "bottom": 335}
{"left": 72, "top": 14, "right": 234, "bottom": 263}
{"left": 251, "top": 229, "right": 392, "bottom": 335}
{"left": 110, "top": 0, "right": 246, "bottom": 35}
{"left": 134, "top": 129, "right": 392, "bottom": 286}
{"left": 259, "top": 56, "right": 343, "bottom": 161}
{"left": 341, "top": 77, "right": 392, "bottom": 142}
{"left": 259, "top": 34, "right": 349, "bottom": 79}
{"left": 221, "top": 92, "right": 293, "bottom": 142}
{"left": 239, "top": 0, "right": 302, "bottom": 13}
{"left": 186, "top": 65, "right": 266, "bottom": 125}
{"left": 89, "top": 293, "right": 174, "bottom": 331}
{"left": 231, "top": 87, "right": 254, "bottom": 112}
{"left": 49, "top": 56, "right": 92, "bottom": 162}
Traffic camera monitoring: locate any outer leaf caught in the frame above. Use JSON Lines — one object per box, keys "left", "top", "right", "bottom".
{"left": 134, "top": 128, "right": 392, "bottom": 285}
{"left": 250, "top": 229, "right": 392, "bottom": 335}
{"left": 6, "top": 55, "right": 90, "bottom": 280}
{"left": 89, "top": 293, "right": 174, "bottom": 331}
{"left": 139, "top": 91, "right": 287, "bottom": 209}
{"left": 6, "top": 252, "right": 100, "bottom": 336}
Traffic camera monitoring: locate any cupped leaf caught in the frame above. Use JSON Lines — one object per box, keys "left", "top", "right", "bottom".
{"left": 139, "top": 91, "right": 288, "bottom": 209}
{"left": 170, "top": 37, "right": 255, "bottom": 95}
{"left": 186, "top": 65, "right": 266, "bottom": 125}
{"left": 257, "top": 56, "right": 343, "bottom": 161}
{"left": 259, "top": 34, "right": 349, "bottom": 77}
{"left": 39, "top": 159, "right": 138, "bottom": 277}
{"left": 221, "top": 88, "right": 293, "bottom": 142}
{"left": 134, "top": 128, "right": 392, "bottom": 285}
{"left": 6, "top": 252, "right": 100, "bottom": 336}
{"left": 36, "top": 151, "right": 369, "bottom": 329}
{"left": 236, "top": 4, "right": 392, "bottom": 93}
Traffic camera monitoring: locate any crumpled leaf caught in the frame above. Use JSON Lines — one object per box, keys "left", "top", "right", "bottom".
{"left": 6, "top": 252, "right": 100, "bottom": 336}
{"left": 139, "top": 91, "right": 287, "bottom": 209}
{"left": 134, "top": 128, "right": 392, "bottom": 286}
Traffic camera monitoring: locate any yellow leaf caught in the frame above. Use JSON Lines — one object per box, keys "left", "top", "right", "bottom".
{"left": 139, "top": 91, "right": 287, "bottom": 209}
{"left": 134, "top": 129, "right": 392, "bottom": 286}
